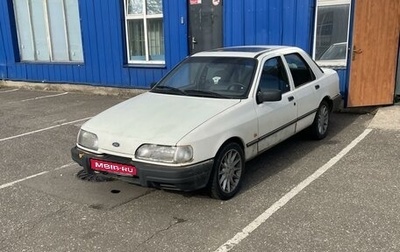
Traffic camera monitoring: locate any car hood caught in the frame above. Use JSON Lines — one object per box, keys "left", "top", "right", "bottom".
{"left": 82, "top": 92, "right": 241, "bottom": 156}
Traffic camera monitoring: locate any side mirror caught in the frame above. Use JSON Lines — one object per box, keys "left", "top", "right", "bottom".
{"left": 256, "top": 89, "right": 282, "bottom": 104}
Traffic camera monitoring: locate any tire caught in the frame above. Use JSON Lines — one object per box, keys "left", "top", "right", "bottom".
{"left": 310, "top": 100, "right": 330, "bottom": 140}
{"left": 209, "top": 142, "right": 245, "bottom": 200}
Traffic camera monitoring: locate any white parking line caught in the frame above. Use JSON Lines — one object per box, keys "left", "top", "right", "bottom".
{"left": 0, "top": 171, "right": 49, "bottom": 190}
{"left": 0, "top": 88, "right": 19, "bottom": 93}
{"left": 0, "top": 117, "right": 91, "bottom": 142}
{"left": 0, "top": 163, "right": 76, "bottom": 190}
{"left": 21, "top": 92, "right": 68, "bottom": 102}
{"left": 215, "top": 129, "right": 373, "bottom": 252}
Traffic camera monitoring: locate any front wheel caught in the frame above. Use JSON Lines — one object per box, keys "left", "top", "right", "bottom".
{"left": 209, "top": 142, "right": 245, "bottom": 200}
{"left": 310, "top": 100, "right": 330, "bottom": 140}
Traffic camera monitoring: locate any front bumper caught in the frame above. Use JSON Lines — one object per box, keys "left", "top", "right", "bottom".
{"left": 71, "top": 146, "right": 214, "bottom": 192}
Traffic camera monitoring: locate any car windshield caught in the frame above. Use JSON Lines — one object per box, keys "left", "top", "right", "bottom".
{"left": 151, "top": 57, "right": 257, "bottom": 99}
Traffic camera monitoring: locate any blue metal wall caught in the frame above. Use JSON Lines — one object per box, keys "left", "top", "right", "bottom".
{"left": 223, "top": 0, "right": 347, "bottom": 96}
{"left": 224, "top": 0, "right": 316, "bottom": 53}
{"left": 336, "top": 69, "right": 347, "bottom": 97}
{"left": 0, "top": 0, "right": 188, "bottom": 88}
{"left": 0, "top": 0, "right": 348, "bottom": 93}
{"left": 0, "top": 0, "right": 16, "bottom": 80}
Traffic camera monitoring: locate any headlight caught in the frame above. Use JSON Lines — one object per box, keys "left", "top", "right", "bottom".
{"left": 77, "top": 129, "right": 98, "bottom": 151}
{"left": 135, "top": 144, "right": 193, "bottom": 164}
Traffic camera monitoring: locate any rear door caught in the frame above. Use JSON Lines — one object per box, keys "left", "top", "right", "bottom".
{"left": 283, "top": 53, "right": 321, "bottom": 132}
{"left": 188, "top": 0, "right": 223, "bottom": 54}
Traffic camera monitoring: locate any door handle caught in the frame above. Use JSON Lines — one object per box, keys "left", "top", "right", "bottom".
{"left": 315, "top": 85, "right": 320, "bottom": 90}
{"left": 352, "top": 45, "right": 363, "bottom": 61}
{"left": 288, "top": 96, "right": 294, "bottom": 102}
{"left": 191, "top": 36, "right": 197, "bottom": 50}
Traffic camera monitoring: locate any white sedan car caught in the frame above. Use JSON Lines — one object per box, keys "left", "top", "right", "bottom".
{"left": 71, "top": 46, "right": 341, "bottom": 200}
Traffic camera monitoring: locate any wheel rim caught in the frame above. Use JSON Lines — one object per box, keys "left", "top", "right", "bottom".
{"left": 217, "top": 149, "right": 242, "bottom": 193}
{"left": 317, "top": 104, "right": 329, "bottom": 135}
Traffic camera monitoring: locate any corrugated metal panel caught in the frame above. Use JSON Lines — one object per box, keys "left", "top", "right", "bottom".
{"left": 224, "top": 0, "right": 315, "bottom": 53}
{"left": 0, "top": 0, "right": 188, "bottom": 88}
{"left": 335, "top": 68, "right": 348, "bottom": 97}
{"left": 0, "top": 0, "right": 16, "bottom": 79}
{"left": 0, "top": 0, "right": 349, "bottom": 96}
{"left": 0, "top": 25, "right": 6, "bottom": 79}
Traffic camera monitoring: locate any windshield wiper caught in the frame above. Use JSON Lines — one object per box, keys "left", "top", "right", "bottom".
{"left": 184, "top": 89, "right": 228, "bottom": 98}
{"left": 152, "top": 86, "right": 187, "bottom": 95}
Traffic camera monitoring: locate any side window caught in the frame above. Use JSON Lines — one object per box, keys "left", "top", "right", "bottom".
{"left": 258, "top": 57, "right": 290, "bottom": 93}
{"left": 284, "top": 53, "right": 316, "bottom": 87}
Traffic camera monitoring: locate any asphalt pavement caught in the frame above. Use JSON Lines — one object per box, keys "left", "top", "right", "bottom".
{"left": 0, "top": 85, "right": 399, "bottom": 252}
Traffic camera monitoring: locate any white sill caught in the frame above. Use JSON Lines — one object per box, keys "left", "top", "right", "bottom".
{"left": 128, "top": 60, "right": 165, "bottom": 64}
{"left": 316, "top": 59, "right": 347, "bottom": 69}
{"left": 124, "top": 61, "right": 166, "bottom": 68}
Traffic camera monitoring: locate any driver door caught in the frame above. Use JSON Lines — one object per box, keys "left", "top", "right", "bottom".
{"left": 255, "top": 56, "right": 297, "bottom": 152}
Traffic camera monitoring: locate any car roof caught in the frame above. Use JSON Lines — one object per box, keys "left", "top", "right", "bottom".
{"left": 193, "top": 45, "right": 292, "bottom": 58}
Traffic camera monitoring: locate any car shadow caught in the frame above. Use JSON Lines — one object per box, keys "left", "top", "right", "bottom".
{"left": 166, "top": 111, "right": 371, "bottom": 200}
{"left": 239, "top": 111, "right": 370, "bottom": 194}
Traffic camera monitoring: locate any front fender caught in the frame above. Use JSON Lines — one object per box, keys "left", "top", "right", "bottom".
{"left": 178, "top": 100, "right": 259, "bottom": 163}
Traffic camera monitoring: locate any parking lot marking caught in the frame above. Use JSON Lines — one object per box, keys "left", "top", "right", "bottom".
{"left": 0, "top": 117, "right": 91, "bottom": 142}
{"left": 215, "top": 129, "right": 373, "bottom": 252}
{"left": 0, "top": 88, "right": 18, "bottom": 93}
{"left": 55, "top": 162, "right": 76, "bottom": 171}
{"left": 0, "top": 171, "right": 49, "bottom": 190}
{"left": 21, "top": 92, "right": 68, "bottom": 102}
{"left": 0, "top": 163, "right": 75, "bottom": 190}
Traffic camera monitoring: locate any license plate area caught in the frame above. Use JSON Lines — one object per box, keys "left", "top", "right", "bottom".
{"left": 90, "top": 159, "right": 137, "bottom": 176}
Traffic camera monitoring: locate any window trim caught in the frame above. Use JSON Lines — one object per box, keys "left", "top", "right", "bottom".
{"left": 123, "top": 0, "right": 165, "bottom": 65}
{"left": 312, "top": 0, "right": 352, "bottom": 67}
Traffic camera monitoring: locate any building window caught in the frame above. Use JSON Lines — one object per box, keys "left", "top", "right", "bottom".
{"left": 13, "top": 0, "right": 84, "bottom": 62}
{"left": 313, "top": 0, "right": 351, "bottom": 67}
{"left": 124, "top": 0, "right": 165, "bottom": 64}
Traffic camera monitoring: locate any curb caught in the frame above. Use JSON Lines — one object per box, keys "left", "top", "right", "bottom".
{"left": 368, "top": 104, "right": 400, "bottom": 131}
{"left": 0, "top": 80, "right": 146, "bottom": 98}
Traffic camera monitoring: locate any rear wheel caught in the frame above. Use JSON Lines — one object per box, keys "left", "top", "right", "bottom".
{"left": 310, "top": 100, "right": 330, "bottom": 140}
{"left": 210, "top": 142, "right": 244, "bottom": 200}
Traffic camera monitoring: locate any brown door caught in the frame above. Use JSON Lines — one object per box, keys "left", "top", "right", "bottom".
{"left": 348, "top": 0, "right": 400, "bottom": 107}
